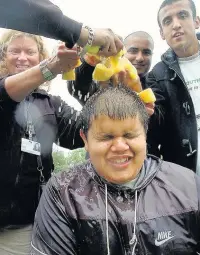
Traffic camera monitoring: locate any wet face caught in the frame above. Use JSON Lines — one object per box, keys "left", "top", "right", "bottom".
{"left": 81, "top": 115, "right": 146, "bottom": 184}
{"left": 5, "top": 36, "right": 40, "bottom": 74}
{"left": 159, "top": 0, "right": 200, "bottom": 56}
{"left": 125, "top": 36, "right": 153, "bottom": 77}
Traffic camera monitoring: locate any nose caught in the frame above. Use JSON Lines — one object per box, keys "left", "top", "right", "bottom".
{"left": 135, "top": 51, "right": 144, "bottom": 62}
{"left": 111, "top": 138, "right": 129, "bottom": 152}
{"left": 18, "top": 51, "right": 28, "bottom": 60}
{"left": 172, "top": 17, "right": 182, "bottom": 30}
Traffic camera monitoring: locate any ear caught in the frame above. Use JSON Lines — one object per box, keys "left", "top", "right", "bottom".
{"left": 194, "top": 16, "right": 200, "bottom": 29}
{"left": 80, "top": 129, "right": 89, "bottom": 151}
{"left": 160, "top": 28, "right": 165, "bottom": 40}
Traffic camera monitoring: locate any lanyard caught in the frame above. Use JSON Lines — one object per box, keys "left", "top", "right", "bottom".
{"left": 23, "top": 96, "right": 45, "bottom": 183}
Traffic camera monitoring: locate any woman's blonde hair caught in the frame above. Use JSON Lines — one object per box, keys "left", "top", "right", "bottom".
{"left": 0, "top": 30, "right": 49, "bottom": 76}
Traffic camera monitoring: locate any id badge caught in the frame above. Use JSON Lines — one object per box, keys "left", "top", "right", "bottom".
{"left": 21, "top": 138, "right": 41, "bottom": 156}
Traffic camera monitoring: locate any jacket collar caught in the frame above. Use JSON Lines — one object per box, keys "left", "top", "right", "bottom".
{"left": 161, "top": 48, "right": 185, "bottom": 82}
{"left": 161, "top": 33, "right": 200, "bottom": 68}
{"left": 31, "top": 88, "right": 50, "bottom": 98}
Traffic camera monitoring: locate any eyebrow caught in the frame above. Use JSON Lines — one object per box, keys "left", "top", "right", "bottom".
{"left": 162, "top": 9, "right": 190, "bottom": 24}
{"left": 128, "top": 47, "right": 152, "bottom": 53}
{"left": 8, "top": 46, "right": 37, "bottom": 49}
{"left": 127, "top": 47, "right": 138, "bottom": 51}
{"left": 178, "top": 10, "right": 190, "bottom": 16}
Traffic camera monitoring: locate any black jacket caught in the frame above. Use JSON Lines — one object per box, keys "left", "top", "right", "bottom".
{"left": 147, "top": 34, "right": 200, "bottom": 172}
{"left": 0, "top": 0, "right": 82, "bottom": 48}
{"left": 0, "top": 78, "right": 83, "bottom": 226}
{"left": 31, "top": 156, "right": 200, "bottom": 254}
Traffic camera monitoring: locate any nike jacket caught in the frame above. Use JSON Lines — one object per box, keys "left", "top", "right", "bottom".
{"left": 31, "top": 156, "right": 200, "bottom": 254}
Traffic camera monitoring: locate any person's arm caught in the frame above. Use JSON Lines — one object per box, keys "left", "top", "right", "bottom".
{"left": 67, "top": 60, "right": 98, "bottom": 105}
{"left": 0, "top": 0, "right": 82, "bottom": 48}
{"left": 0, "top": 0, "right": 123, "bottom": 55}
{"left": 31, "top": 174, "right": 78, "bottom": 255}
{"left": 51, "top": 95, "right": 84, "bottom": 150}
{"left": 5, "top": 65, "right": 47, "bottom": 102}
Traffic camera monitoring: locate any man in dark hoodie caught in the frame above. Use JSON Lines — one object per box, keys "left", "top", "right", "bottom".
{"left": 0, "top": 0, "right": 123, "bottom": 56}
{"left": 31, "top": 85, "right": 200, "bottom": 255}
{"left": 147, "top": 0, "right": 200, "bottom": 174}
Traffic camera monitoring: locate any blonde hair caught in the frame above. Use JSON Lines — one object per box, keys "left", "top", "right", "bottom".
{"left": 0, "top": 30, "right": 49, "bottom": 77}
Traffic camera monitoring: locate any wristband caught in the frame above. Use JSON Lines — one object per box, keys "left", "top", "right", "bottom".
{"left": 39, "top": 59, "right": 56, "bottom": 81}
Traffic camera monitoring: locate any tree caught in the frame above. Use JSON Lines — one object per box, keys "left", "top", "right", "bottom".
{"left": 53, "top": 148, "right": 86, "bottom": 173}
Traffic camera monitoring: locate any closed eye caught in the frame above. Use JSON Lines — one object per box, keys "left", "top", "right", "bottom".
{"left": 98, "top": 135, "right": 114, "bottom": 141}
{"left": 124, "top": 133, "right": 138, "bottom": 139}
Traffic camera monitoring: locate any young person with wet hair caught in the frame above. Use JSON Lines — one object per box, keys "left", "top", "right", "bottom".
{"left": 32, "top": 85, "right": 200, "bottom": 254}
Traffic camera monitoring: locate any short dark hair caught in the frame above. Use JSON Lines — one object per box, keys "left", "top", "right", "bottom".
{"left": 79, "top": 85, "right": 149, "bottom": 137}
{"left": 157, "top": 0, "right": 197, "bottom": 28}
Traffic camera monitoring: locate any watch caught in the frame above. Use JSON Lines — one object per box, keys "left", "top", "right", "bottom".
{"left": 39, "top": 59, "right": 56, "bottom": 81}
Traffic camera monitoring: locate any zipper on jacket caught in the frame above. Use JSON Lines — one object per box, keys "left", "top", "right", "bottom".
{"left": 100, "top": 186, "right": 127, "bottom": 255}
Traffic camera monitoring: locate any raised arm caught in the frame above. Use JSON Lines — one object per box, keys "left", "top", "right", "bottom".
{"left": 0, "top": 0, "right": 123, "bottom": 55}
{"left": 5, "top": 44, "right": 79, "bottom": 102}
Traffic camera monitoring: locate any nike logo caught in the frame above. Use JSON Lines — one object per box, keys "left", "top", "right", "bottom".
{"left": 155, "top": 235, "right": 174, "bottom": 246}
{"left": 155, "top": 231, "right": 174, "bottom": 246}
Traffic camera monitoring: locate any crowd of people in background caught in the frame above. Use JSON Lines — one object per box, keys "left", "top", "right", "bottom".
{"left": 0, "top": 0, "right": 200, "bottom": 254}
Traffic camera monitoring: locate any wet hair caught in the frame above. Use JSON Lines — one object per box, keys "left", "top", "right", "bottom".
{"left": 157, "top": 0, "right": 197, "bottom": 28}
{"left": 124, "top": 31, "right": 154, "bottom": 49}
{"left": 0, "top": 30, "right": 49, "bottom": 76}
{"left": 80, "top": 84, "right": 149, "bottom": 137}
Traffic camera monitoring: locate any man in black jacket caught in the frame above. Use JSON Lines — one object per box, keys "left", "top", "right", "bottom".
{"left": 147, "top": 0, "right": 200, "bottom": 173}
{"left": 31, "top": 85, "right": 200, "bottom": 255}
{"left": 0, "top": 0, "right": 123, "bottom": 56}
{"left": 124, "top": 31, "right": 154, "bottom": 89}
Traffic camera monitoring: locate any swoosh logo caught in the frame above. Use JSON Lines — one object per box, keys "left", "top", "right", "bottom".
{"left": 155, "top": 236, "right": 174, "bottom": 246}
